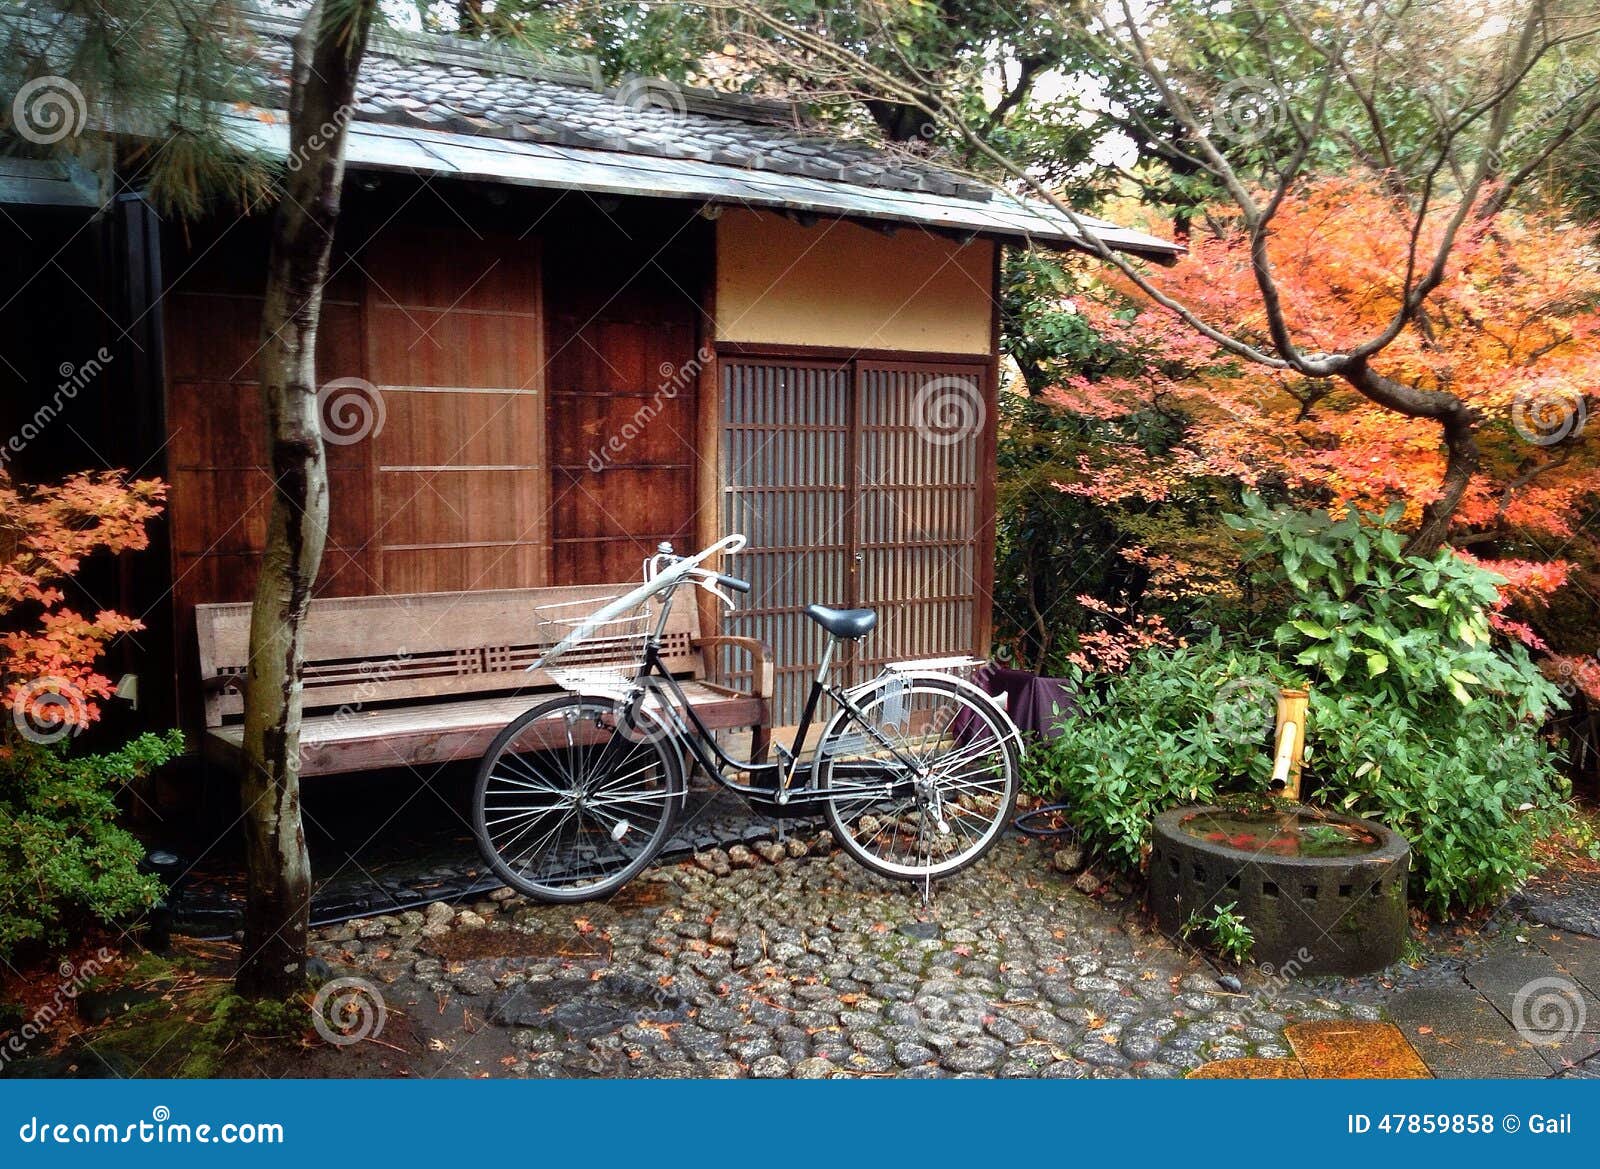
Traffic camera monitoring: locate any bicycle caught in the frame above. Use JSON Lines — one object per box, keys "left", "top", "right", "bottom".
{"left": 471, "top": 534, "right": 1024, "bottom": 903}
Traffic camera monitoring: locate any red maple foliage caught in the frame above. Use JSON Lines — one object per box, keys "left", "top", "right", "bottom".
{"left": 1, "top": 469, "right": 166, "bottom": 741}
{"left": 1050, "top": 179, "right": 1599, "bottom": 692}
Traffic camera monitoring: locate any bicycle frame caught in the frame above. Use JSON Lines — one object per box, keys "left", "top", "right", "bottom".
{"left": 624, "top": 599, "right": 929, "bottom": 810}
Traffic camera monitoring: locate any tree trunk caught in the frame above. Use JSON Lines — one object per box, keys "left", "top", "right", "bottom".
{"left": 1340, "top": 358, "right": 1481, "bottom": 557}
{"left": 237, "top": 0, "right": 378, "bottom": 998}
{"left": 1409, "top": 407, "right": 1481, "bottom": 555}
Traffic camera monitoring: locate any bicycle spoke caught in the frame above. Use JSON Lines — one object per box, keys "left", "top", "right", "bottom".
{"left": 475, "top": 695, "right": 679, "bottom": 900}
{"left": 820, "top": 680, "right": 1016, "bottom": 880}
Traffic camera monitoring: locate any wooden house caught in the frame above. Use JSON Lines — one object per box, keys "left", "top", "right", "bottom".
{"left": 0, "top": 14, "right": 1177, "bottom": 765}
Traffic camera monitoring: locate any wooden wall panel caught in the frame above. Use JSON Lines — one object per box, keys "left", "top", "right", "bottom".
{"left": 164, "top": 296, "right": 375, "bottom": 613}
{"left": 162, "top": 201, "right": 721, "bottom": 712}
{"left": 162, "top": 217, "right": 550, "bottom": 728}
{"left": 543, "top": 217, "right": 706, "bottom": 583}
{"left": 361, "top": 226, "right": 546, "bottom": 594}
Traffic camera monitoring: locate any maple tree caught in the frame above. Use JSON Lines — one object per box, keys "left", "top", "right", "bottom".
{"left": 1, "top": 469, "right": 166, "bottom": 740}
{"left": 1044, "top": 178, "right": 1598, "bottom": 692}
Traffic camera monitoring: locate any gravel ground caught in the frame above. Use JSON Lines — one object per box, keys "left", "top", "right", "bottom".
{"left": 309, "top": 833, "right": 1378, "bottom": 1078}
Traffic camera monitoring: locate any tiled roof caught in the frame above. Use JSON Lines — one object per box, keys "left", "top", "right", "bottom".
{"left": 245, "top": 12, "right": 995, "bottom": 202}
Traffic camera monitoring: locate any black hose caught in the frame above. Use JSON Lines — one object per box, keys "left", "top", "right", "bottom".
{"left": 1013, "top": 803, "right": 1080, "bottom": 838}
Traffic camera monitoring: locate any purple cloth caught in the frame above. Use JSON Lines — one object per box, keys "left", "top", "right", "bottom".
{"left": 949, "top": 665, "right": 1079, "bottom": 746}
{"left": 975, "top": 665, "right": 1078, "bottom": 739}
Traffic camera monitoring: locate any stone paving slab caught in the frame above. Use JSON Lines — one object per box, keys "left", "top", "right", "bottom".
{"left": 1464, "top": 954, "right": 1600, "bottom": 1033}
{"left": 1284, "top": 1021, "right": 1431, "bottom": 1078}
{"left": 1386, "top": 988, "right": 1551, "bottom": 1078}
{"left": 1535, "top": 930, "right": 1600, "bottom": 996}
{"left": 1188, "top": 1057, "right": 1303, "bottom": 1078}
{"left": 1510, "top": 869, "right": 1600, "bottom": 939}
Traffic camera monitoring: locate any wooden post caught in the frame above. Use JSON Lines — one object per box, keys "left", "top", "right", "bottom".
{"left": 1273, "top": 688, "right": 1309, "bottom": 800}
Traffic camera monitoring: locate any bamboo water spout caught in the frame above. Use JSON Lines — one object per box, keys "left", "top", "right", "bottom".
{"left": 1271, "top": 688, "right": 1309, "bottom": 799}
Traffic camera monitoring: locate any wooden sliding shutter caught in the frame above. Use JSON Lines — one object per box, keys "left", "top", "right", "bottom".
{"left": 362, "top": 227, "right": 547, "bottom": 593}
{"left": 721, "top": 354, "right": 987, "bottom": 725}
{"left": 853, "top": 361, "right": 980, "bottom": 677}
{"left": 721, "top": 359, "right": 853, "bottom": 724}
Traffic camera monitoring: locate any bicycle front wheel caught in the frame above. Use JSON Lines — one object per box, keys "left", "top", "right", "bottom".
{"left": 473, "top": 692, "right": 682, "bottom": 902}
{"left": 816, "top": 674, "right": 1018, "bottom": 881}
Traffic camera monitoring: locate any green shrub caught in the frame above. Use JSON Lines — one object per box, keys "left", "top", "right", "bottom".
{"left": 0, "top": 731, "right": 181, "bottom": 961}
{"left": 1024, "top": 638, "right": 1293, "bottom": 870}
{"left": 1028, "top": 498, "right": 1569, "bottom": 917}
{"left": 1242, "top": 496, "right": 1569, "bottom": 913}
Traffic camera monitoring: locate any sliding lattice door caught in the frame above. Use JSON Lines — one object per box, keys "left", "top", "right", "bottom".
{"left": 854, "top": 361, "right": 980, "bottom": 678}
{"left": 721, "top": 355, "right": 988, "bottom": 725}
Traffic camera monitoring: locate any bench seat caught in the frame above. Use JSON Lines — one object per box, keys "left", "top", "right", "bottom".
{"left": 196, "top": 585, "right": 770, "bottom": 778}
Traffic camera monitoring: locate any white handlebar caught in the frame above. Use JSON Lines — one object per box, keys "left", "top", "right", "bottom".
{"left": 529, "top": 534, "right": 747, "bottom": 669}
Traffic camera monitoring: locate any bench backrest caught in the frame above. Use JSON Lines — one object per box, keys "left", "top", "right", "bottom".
{"left": 195, "top": 585, "right": 702, "bottom": 728}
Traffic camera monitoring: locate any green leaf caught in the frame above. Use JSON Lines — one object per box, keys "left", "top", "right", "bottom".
{"left": 1365, "top": 652, "right": 1389, "bottom": 677}
{"left": 1406, "top": 594, "right": 1440, "bottom": 609}
{"left": 1290, "top": 619, "right": 1332, "bottom": 639}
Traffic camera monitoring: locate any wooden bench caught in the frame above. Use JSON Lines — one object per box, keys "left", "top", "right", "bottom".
{"left": 196, "top": 585, "right": 772, "bottom": 777}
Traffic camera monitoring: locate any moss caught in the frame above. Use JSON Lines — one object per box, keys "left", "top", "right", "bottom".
{"left": 68, "top": 958, "right": 313, "bottom": 1078}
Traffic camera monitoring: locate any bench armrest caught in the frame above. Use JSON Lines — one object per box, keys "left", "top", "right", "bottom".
{"left": 695, "top": 635, "right": 774, "bottom": 699}
{"left": 202, "top": 673, "right": 245, "bottom": 695}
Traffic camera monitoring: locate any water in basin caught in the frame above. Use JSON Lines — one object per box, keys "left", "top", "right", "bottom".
{"left": 1179, "top": 808, "right": 1381, "bottom": 858}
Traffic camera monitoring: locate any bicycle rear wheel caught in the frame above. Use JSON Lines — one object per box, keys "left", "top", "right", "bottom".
{"left": 473, "top": 692, "right": 682, "bottom": 902}
{"left": 816, "top": 674, "right": 1018, "bottom": 881}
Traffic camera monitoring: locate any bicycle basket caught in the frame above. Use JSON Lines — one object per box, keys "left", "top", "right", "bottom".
{"left": 533, "top": 594, "right": 654, "bottom": 695}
